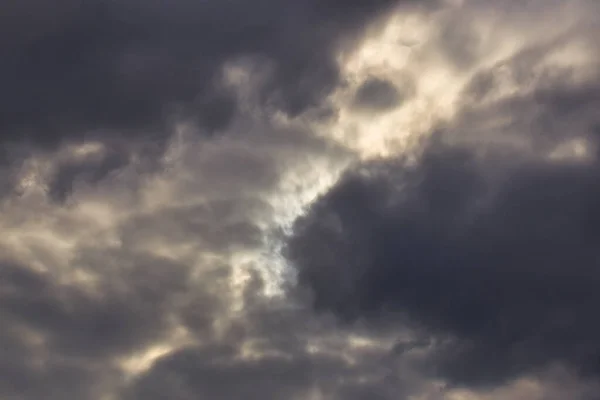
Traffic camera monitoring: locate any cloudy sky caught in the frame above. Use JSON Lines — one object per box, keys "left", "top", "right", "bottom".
{"left": 1, "top": 0, "right": 600, "bottom": 399}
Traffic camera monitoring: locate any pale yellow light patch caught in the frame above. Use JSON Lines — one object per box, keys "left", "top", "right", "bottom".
{"left": 330, "top": 12, "right": 468, "bottom": 160}
{"left": 120, "top": 345, "right": 173, "bottom": 376}
{"left": 71, "top": 200, "right": 125, "bottom": 234}
{"left": 227, "top": 252, "right": 257, "bottom": 311}
{"left": 131, "top": 238, "right": 199, "bottom": 265}
{"left": 549, "top": 138, "right": 594, "bottom": 161}
{"left": 119, "top": 325, "right": 192, "bottom": 378}
{"left": 65, "top": 141, "right": 106, "bottom": 160}
{"left": 239, "top": 339, "right": 292, "bottom": 361}
{"left": 302, "top": 331, "right": 404, "bottom": 369}
{"left": 347, "top": 334, "right": 392, "bottom": 351}
{"left": 342, "top": 13, "right": 428, "bottom": 74}
{"left": 303, "top": 341, "right": 357, "bottom": 367}
{"left": 1, "top": 227, "right": 75, "bottom": 273}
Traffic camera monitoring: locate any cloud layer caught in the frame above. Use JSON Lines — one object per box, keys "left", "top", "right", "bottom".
{"left": 2, "top": 0, "right": 600, "bottom": 399}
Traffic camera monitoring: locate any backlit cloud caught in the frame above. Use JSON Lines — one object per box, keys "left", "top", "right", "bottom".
{"left": 2, "top": 0, "right": 600, "bottom": 399}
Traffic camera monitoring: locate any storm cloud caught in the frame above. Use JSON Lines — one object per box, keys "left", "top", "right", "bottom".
{"left": 286, "top": 60, "right": 600, "bottom": 387}
{"left": 2, "top": 0, "right": 600, "bottom": 399}
{"left": 0, "top": 0, "right": 432, "bottom": 148}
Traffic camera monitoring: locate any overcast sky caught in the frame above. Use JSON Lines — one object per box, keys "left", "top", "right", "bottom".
{"left": 1, "top": 0, "right": 600, "bottom": 399}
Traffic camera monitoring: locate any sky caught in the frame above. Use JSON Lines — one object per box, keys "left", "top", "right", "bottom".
{"left": 1, "top": 0, "right": 600, "bottom": 399}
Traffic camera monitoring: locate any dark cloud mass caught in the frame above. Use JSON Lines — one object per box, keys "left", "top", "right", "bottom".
{"left": 0, "top": 0, "right": 437, "bottom": 198}
{"left": 3, "top": 0, "right": 600, "bottom": 399}
{"left": 0, "top": 0, "right": 426, "bottom": 148}
{"left": 352, "top": 77, "right": 404, "bottom": 112}
{"left": 287, "top": 70, "right": 600, "bottom": 387}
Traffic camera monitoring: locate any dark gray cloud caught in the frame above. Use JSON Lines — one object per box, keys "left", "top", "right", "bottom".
{"left": 0, "top": 0, "right": 434, "bottom": 150}
{"left": 0, "top": 0, "right": 437, "bottom": 199}
{"left": 286, "top": 68, "right": 600, "bottom": 388}
{"left": 351, "top": 77, "right": 405, "bottom": 113}
{"left": 3, "top": 1, "right": 600, "bottom": 399}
